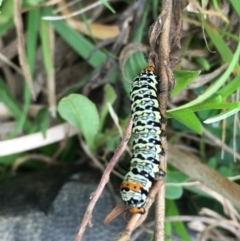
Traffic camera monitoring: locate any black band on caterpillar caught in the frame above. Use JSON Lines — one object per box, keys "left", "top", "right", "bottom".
{"left": 120, "top": 66, "right": 165, "bottom": 214}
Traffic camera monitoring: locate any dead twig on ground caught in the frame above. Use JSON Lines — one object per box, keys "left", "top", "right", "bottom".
{"left": 74, "top": 118, "right": 133, "bottom": 241}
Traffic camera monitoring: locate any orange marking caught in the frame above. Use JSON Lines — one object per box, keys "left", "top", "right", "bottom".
{"left": 120, "top": 180, "right": 143, "bottom": 192}
{"left": 142, "top": 66, "right": 155, "bottom": 73}
{"left": 129, "top": 207, "right": 145, "bottom": 214}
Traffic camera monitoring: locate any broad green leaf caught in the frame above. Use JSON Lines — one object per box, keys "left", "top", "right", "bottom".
{"left": 58, "top": 94, "right": 99, "bottom": 149}
{"left": 207, "top": 157, "right": 217, "bottom": 169}
{"left": 166, "top": 200, "right": 191, "bottom": 241}
{"left": 166, "top": 171, "right": 184, "bottom": 199}
{"left": 204, "top": 107, "right": 240, "bottom": 124}
{"left": 218, "top": 166, "right": 232, "bottom": 177}
{"left": 167, "top": 108, "right": 202, "bottom": 134}
{"left": 41, "top": 7, "right": 107, "bottom": 68}
{"left": 99, "top": 84, "right": 117, "bottom": 130}
{"left": 166, "top": 175, "right": 183, "bottom": 200}
{"left": 171, "top": 70, "right": 200, "bottom": 96}
{"left": 168, "top": 40, "right": 240, "bottom": 112}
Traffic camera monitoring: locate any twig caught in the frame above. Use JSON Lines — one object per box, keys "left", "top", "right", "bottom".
{"left": 0, "top": 123, "right": 78, "bottom": 156}
{"left": 153, "top": 0, "right": 174, "bottom": 240}
{"left": 14, "top": 0, "right": 35, "bottom": 100}
{"left": 167, "top": 144, "right": 240, "bottom": 209}
{"left": 74, "top": 118, "right": 133, "bottom": 241}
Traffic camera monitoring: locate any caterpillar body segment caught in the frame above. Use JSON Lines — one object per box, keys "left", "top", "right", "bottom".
{"left": 120, "top": 66, "right": 164, "bottom": 214}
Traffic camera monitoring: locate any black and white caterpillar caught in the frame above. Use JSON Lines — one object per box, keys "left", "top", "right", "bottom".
{"left": 120, "top": 66, "right": 165, "bottom": 214}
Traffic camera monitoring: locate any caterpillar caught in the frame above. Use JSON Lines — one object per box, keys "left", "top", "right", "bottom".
{"left": 120, "top": 66, "right": 165, "bottom": 214}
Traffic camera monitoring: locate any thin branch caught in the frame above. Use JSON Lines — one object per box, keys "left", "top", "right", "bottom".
{"left": 168, "top": 144, "right": 240, "bottom": 209}
{"left": 154, "top": 0, "right": 174, "bottom": 240}
{"left": 14, "top": 0, "right": 35, "bottom": 100}
{"left": 74, "top": 118, "right": 133, "bottom": 241}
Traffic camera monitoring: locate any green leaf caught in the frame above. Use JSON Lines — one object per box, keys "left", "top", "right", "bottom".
{"left": 0, "top": 79, "right": 34, "bottom": 134}
{"left": 165, "top": 222, "right": 172, "bottom": 241}
{"left": 207, "top": 157, "right": 217, "bottom": 169}
{"left": 230, "top": 0, "right": 240, "bottom": 17}
{"left": 134, "top": 0, "right": 149, "bottom": 42}
{"left": 166, "top": 200, "right": 191, "bottom": 241}
{"left": 166, "top": 183, "right": 183, "bottom": 200}
{"left": 171, "top": 70, "right": 200, "bottom": 96}
{"left": 204, "top": 21, "right": 240, "bottom": 72}
{"left": 218, "top": 166, "right": 232, "bottom": 177}
{"left": 41, "top": 7, "right": 107, "bottom": 68}
{"left": 123, "top": 52, "right": 147, "bottom": 82}
{"left": 8, "top": 9, "right": 39, "bottom": 137}
{"left": 191, "top": 101, "right": 240, "bottom": 112}
{"left": 40, "top": 18, "right": 54, "bottom": 76}
{"left": 0, "top": 0, "right": 13, "bottom": 24}
{"left": 99, "top": 84, "right": 117, "bottom": 130}
{"left": 217, "top": 75, "right": 240, "bottom": 99}
{"left": 204, "top": 107, "right": 240, "bottom": 124}
{"left": 194, "top": 56, "right": 210, "bottom": 70}
{"left": 36, "top": 107, "right": 51, "bottom": 138}
{"left": 168, "top": 39, "right": 240, "bottom": 112}
{"left": 166, "top": 175, "right": 183, "bottom": 200}
{"left": 167, "top": 108, "right": 202, "bottom": 134}
{"left": 99, "top": 0, "right": 115, "bottom": 13}
{"left": 58, "top": 94, "right": 99, "bottom": 149}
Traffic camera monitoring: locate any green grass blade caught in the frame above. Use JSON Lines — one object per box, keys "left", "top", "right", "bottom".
{"left": 99, "top": 84, "right": 117, "bottom": 131}
{"left": 41, "top": 7, "right": 107, "bottom": 68}
{"left": 217, "top": 75, "right": 240, "bottom": 99}
{"left": 8, "top": 9, "right": 39, "bottom": 137}
{"left": 204, "top": 107, "right": 240, "bottom": 124}
{"left": 166, "top": 200, "right": 191, "bottom": 241}
{"left": 204, "top": 21, "right": 240, "bottom": 72}
{"left": 40, "top": 17, "right": 54, "bottom": 76}
{"left": 168, "top": 40, "right": 240, "bottom": 112}
{"left": 230, "top": 0, "right": 240, "bottom": 16}
{"left": 0, "top": 79, "right": 33, "bottom": 133}
{"left": 191, "top": 101, "right": 240, "bottom": 112}
{"left": 99, "top": 0, "right": 115, "bottom": 13}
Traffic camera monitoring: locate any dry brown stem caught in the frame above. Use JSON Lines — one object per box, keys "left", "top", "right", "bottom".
{"left": 151, "top": 0, "right": 175, "bottom": 240}
{"left": 168, "top": 144, "right": 240, "bottom": 209}
{"left": 14, "top": 0, "right": 35, "bottom": 100}
{"left": 74, "top": 118, "right": 133, "bottom": 241}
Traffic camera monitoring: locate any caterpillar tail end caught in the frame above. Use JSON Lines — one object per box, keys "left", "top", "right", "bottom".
{"left": 129, "top": 207, "right": 146, "bottom": 214}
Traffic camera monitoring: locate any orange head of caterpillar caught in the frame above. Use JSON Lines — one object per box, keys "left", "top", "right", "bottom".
{"left": 142, "top": 66, "right": 155, "bottom": 73}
